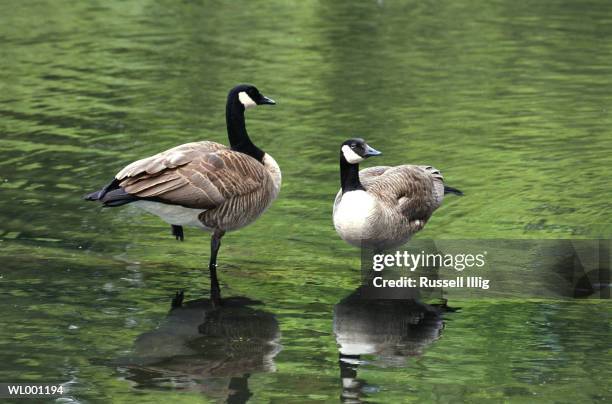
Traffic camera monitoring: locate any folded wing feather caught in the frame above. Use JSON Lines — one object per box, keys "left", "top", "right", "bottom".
{"left": 114, "top": 141, "right": 267, "bottom": 210}
{"left": 342, "top": 165, "right": 445, "bottom": 221}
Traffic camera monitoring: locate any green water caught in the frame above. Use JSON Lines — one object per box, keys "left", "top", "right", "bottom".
{"left": 1, "top": 0, "right": 610, "bottom": 402}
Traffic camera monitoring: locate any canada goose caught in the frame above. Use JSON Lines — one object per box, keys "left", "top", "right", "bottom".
{"left": 333, "top": 138, "right": 462, "bottom": 250}
{"left": 85, "top": 84, "right": 281, "bottom": 305}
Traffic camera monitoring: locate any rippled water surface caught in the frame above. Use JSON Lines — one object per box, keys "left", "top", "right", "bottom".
{"left": 1, "top": 1, "right": 610, "bottom": 403}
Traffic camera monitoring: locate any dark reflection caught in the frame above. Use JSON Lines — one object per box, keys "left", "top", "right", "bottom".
{"left": 540, "top": 240, "right": 610, "bottom": 299}
{"left": 333, "top": 287, "right": 456, "bottom": 403}
{"left": 119, "top": 295, "right": 281, "bottom": 403}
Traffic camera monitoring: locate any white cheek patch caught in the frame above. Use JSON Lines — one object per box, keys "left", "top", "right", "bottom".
{"left": 342, "top": 145, "right": 364, "bottom": 164}
{"left": 238, "top": 91, "right": 257, "bottom": 109}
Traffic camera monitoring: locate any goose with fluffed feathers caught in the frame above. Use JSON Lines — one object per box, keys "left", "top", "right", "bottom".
{"left": 85, "top": 84, "right": 281, "bottom": 305}
{"left": 333, "top": 138, "right": 462, "bottom": 250}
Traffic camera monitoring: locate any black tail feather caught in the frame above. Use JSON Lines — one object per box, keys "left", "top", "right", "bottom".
{"left": 99, "top": 188, "right": 139, "bottom": 207}
{"left": 84, "top": 190, "right": 103, "bottom": 201}
{"left": 84, "top": 178, "right": 120, "bottom": 200}
{"left": 84, "top": 179, "right": 137, "bottom": 207}
{"left": 444, "top": 185, "right": 464, "bottom": 196}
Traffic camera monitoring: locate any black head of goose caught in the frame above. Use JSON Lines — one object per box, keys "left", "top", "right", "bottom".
{"left": 226, "top": 84, "right": 275, "bottom": 162}
{"left": 338, "top": 138, "right": 382, "bottom": 193}
{"left": 333, "top": 138, "right": 462, "bottom": 251}
{"left": 85, "top": 84, "right": 281, "bottom": 306}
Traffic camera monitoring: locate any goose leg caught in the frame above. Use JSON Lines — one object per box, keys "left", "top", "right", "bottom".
{"left": 171, "top": 290, "right": 184, "bottom": 309}
{"left": 171, "top": 225, "right": 184, "bottom": 241}
{"left": 209, "top": 229, "right": 225, "bottom": 306}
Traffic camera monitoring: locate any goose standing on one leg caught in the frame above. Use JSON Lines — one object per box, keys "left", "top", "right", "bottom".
{"left": 333, "top": 138, "right": 462, "bottom": 250}
{"left": 85, "top": 84, "right": 281, "bottom": 305}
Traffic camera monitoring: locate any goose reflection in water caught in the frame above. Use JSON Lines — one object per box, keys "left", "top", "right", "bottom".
{"left": 120, "top": 293, "right": 281, "bottom": 403}
{"left": 333, "top": 287, "right": 457, "bottom": 403}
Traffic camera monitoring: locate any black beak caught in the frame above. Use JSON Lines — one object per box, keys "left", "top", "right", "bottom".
{"left": 259, "top": 95, "right": 276, "bottom": 105}
{"left": 364, "top": 144, "right": 382, "bottom": 157}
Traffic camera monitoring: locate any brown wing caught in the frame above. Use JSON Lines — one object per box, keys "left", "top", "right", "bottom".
{"left": 115, "top": 141, "right": 227, "bottom": 179}
{"left": 359, "top": 166, "right": 393, "bottom": 187}
{"left": 116, "top": 141, "right": 267, "bottom": 209}
{"left": 365, "top": 165, "right": 444, "bottom": 220}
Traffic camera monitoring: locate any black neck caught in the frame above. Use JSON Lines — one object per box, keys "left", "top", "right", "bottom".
{"left": 226, "top": 97, "right": 264, "bottom": 162}
{"left": 340, "top": 153, "right": 364, "bottom": 193}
